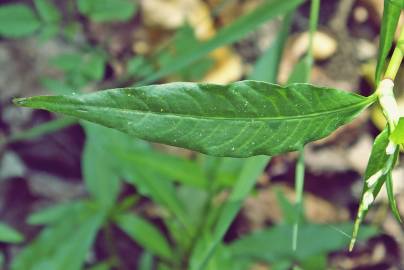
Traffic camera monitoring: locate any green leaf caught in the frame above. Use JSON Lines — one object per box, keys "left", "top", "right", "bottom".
{"left": 7, "top": 117, "right": 76, "bottom": 144}
{"left": 230, "top": 223, "right": 377, "bottom": 263}
{"left": 40, "top": 77, "right": 75, "bottom": 95}
{"left": 77, "top": 0, "right": 137, "bottom": 22}
{"left": 27, "top": 201, "right": 84, "bottom": 225}
{"left": 390, "top": 117, "right": 404, "bottom": 144}
{"left": 34, "top": 0, "right": 61, "bottom": 23}
{"left": 0, "top": 4, "right": 40, "bottom": 37}
{"left": 14, "top": 81, "right": 374, "bottom": 158}
{"left": 388, "top": 0, "right": 404, "bottom": 9}
{"left": 138, "top": 252, "right": 153, "bottom": 270}
{"left": 140, "top": 0, "right": 305, "bottom": 84}
{"left": 189, "top": 156, "right": 269, "bottom": 270}
{"left": 80, "top": 53, "right": 106, "bottom": 81}
{"left": 375, "top": 0, "right": 401, "bottom": 82}
{"left": 0, "top": 223, "right": 24, "bottom": 243}
{"left": 386, "top": 171, "right": 402, "bottom": 222}
{"left": 114, "top": 212, "right": 173, "bottom": 259}
{"left": 50, "top": 53, "right": 83, "bottom": 72}
{"left": 12, "top": 203, "right": 105, "bottom": 270}
{"left": 287, "top": 55, "right": 312, "bottom": 84}
{"left": 113, "top": 146, "right": 206, "bottom": 189}
{"left": 82, "top": 124, "right": 121, "bottom": 208}
{"left": 350, "top": 128, "right": 398, "bottom": 250}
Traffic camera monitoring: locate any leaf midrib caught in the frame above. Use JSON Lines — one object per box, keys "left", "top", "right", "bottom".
{"left": 65, "top": 96, "right": 373, "bottom": 122}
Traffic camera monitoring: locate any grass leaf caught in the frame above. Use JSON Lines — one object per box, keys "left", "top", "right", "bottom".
{"left": 14, "top": 81, "right": 375, "bottom": 158}
{"left": 140, "top": 0, "right": 305, "bottom": 84}
{"left": 375, "top": 0, "right": 401, "bottom": 82}
{"left": 386, "top": 171, "right": 402, "bottom": 223}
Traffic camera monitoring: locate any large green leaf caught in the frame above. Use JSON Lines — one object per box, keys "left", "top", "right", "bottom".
{"left": 0, "top": 4, "right": 40, "bottom": 37}
{"left": 15, "top": 81, "right": 375, "bottom": 158}
{"left": 375, "top": 0, "right": 402, "bottom": 82}
{"left": 0, "top": 223, "right": 24, "bottom": 244}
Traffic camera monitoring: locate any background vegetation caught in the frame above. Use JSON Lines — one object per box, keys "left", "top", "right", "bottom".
{"left": 0, "top": 0, "right": 403, "bottom": 269}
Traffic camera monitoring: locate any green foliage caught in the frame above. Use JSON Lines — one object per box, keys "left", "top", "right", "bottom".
{"left": 0, "top": 4, "right": 40, "bottom": 37}
{"left": 50, "top": 52, "right": 106, "bottom": 87}
{"left": 189, "top": 156, "right": 270, "bottom": 270}
{"left": 229, "top": 223, "right": 378, "bottom": 267}
{"left": 6, "top": 0, "right": 403, "bottom": 267}
{"left": 82, "top": 124, "right": 122, "bottom": 208}
{"left": 34, "top": 0, "right": 61, "bottom": 23}
{"left": 350, "top": 128, "right": 399, "bottom": 250}
{"left": 390, "top": 117, "right": 404, "bottom": 144}
{"left": 140, "top": 0, "right": 305, "bottom": 84}
{"left": 114, "top": 213, "right": 173, "bottom": 259}
{"left": 7, "top": 117, "right": 76, "bottom": 144}
{"left": 14, "top": 81, "right": 374, "bottom": 157}
{"left": 375, "top": 0, "right": 401, "bottom": 82}
{"left": 0, "top": 223, "right": 24, "bottom": 244}
{"left": 12, "top": 202, "right": 105, "bottom": 270}
{"left": 77, "top": 0, "right": 137, "bottom": 22}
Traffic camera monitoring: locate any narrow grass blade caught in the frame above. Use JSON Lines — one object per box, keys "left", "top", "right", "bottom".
{"left": 140, "top": 0, "right": 304, "bottom": 85}
{"left": 7, "top": 117, "right": 76, "bottom": 143}
{"left": 386, "top": 170, "right": 402, "bottom": 223}
{"left": 375, "top": 0, "right": 401, "bottom": 82}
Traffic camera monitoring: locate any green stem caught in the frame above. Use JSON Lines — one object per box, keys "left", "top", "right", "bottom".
{"left": 292, "top": 147, "right": 305, "bottom": 250}
{"left": 292, "top": 0, "right": 320, "bottom": 251}
{"left": 384, "top": 24, "right": 404, "bottom": 80}
{"left": 307, "top": 0, "right": 320, "bottom": 62}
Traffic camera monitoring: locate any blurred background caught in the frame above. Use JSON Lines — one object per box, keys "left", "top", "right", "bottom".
{"left": 0, "top": 0, "right": 404, "bottom": 269}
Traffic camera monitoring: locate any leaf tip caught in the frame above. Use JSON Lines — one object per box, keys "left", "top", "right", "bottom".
{"left": 13, "top": 97, "right": 31, "bottom": 107}
{"left": 348, "top": 238, "right": 356, "bottom": 252}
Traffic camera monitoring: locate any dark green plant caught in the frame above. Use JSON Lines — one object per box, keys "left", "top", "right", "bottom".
{"left": 2, "top": 0, "right": 404, "bottom": 269}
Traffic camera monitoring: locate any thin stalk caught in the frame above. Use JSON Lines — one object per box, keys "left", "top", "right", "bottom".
{"left": 292, "top": 146, "right": 305, "bottom": 250}
{"left": 292, "top": 0, "right": 320, "bottom": 251}
{"left": 384, "top": 24, "right": 404, "bottom": 81}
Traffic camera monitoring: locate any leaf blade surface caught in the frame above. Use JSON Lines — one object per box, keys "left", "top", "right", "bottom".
{"left": 15, "top": 81, "right": 374, "bottom": 157}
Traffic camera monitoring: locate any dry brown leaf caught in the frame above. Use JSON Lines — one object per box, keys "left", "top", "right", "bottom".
{"left": 243, "top": 184, "right": 349, "bottom": 229}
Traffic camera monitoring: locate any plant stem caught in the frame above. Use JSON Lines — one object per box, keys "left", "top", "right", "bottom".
{"left": 292, "top": 146, "right": 305, "bottom": 250}
{"left": 292, "top": 0, "right": 320, "bottom": 251}
{"left": 384, "top": 24, "right": 404, "bottom": 81}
